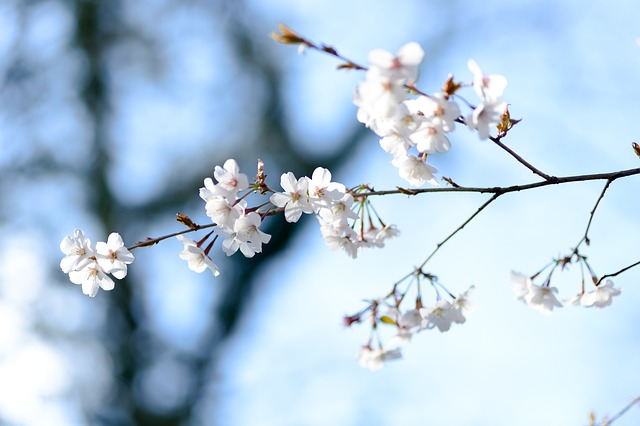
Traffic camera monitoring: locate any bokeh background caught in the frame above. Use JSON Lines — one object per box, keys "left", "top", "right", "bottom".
{"left": 1, "top": 0, "right": 639, "bottom": 425}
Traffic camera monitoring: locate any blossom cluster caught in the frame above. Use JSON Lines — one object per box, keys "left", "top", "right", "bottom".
{"left": 351, "top": 275, "right": 475, "bottom": 371}
{"left": 511, "top": 271, "right": 622, "bottom": 315}
{"left": 175, "top": 159, "right": 273, "bottom": 277}
{"left": 270, "top": 167, "right": 398, "bottom": 258}
{"left": 353, "top": 43, "right": 507, "bottom": 186}
{"left": 60, "top": 229, "right": 134, "bottom": 297}
{"left": 177, "top": 159, "right": 397, "bottom": 278}
{"left": 60, "top": 159, "right": 398, "bottom": 296}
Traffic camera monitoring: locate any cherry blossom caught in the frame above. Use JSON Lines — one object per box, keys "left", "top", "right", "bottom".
{"left": 525, "top": 283, "right": 563, "bottom": 315}
{"left": 465, "top": 99, "right": 506, "bottom": 140}
{"left": 512, "top": 271, "right": 562, "bottom": 314}
{"left": 95, "top": 232, "right": 135, "bottom": 279}
{"left": 213, "top": 159, "right": 249, "bottom": 195}
{"left": 468, "top": 59, "right": 507, "bottom": 102}
{"left": 404, "top": 93, "right": 460, "bottom": 133}
{"left": 409, "top": 121, "right": 452, "bottom": 154}
{"left": 270, "top": 172, "right": 313, "bottom": 223}
{"left": 357, "top": 346, "right": 402, "bottom": 372}
{"left": 219, "top": 212, "right": 272, "bottom": 258}
{"left": 353, "top": 74, "right": 407, "bottom": 135}
{"left": 367, "top": 42, "right": 425, "bottom": 84}
{"left": 391, "top": 309, "right": 423, "bottom": 345}
{"left": 580, "top": 279, "right": 622, "bottom": 308}
{"left": 317, "top": 192, "right": 358, "bottom": 230}
{"left": 306, "top": 167, "right": 346, "bottom": 213}
{"left": 176, "top": 235, "right": 220, "bottom": 277}
{"left": 421, "top": 300, "right": 454, "bottom": 332}
{"left": 68, "top": 259, "right": 115, "bottom": 298}
{"left": 378, "top": 103, "right": 420, "bottom": 157}
{"left": 450, "top": 285, "right": 475, "bottom": 324}
{"left": 320, "top": 231, "right": 360, "bottom": 259}
{"left": 200, "top": 174, "right": 232, "bottom": 202}
{"left": 204, "top": 194, "right": 245, "bottom": 231}
{"left": 511, "top": 271, "right": 532, "bottom": 302}
{"left": 60, "top": 228, "right": 94, "bottom": 274}
{"left": 391, "top": 154, "right": 439, "bottom": 186}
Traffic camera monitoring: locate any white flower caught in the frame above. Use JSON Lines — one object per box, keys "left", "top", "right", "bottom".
{"left": 511, "top": 271, "right": 562, "bottom": 314}
{"left": 270, "top": 172, "right": 313, "bottom": 223}
{"left": 368, "top": 42, "right": 425, "bottom": 84}
{"left": 306, "top": 167, "right": 346, "bottom": 213}
{"left": 353, "top": 74, "right": 406, "bottom": 134}
{"left": 68, "top": 260, "right": 115, "bottom": 298}
{"left": 410, "top": 121, "right": 452, "bottom": 154}
{"left": 219, "top": 212, "right": 272, "bottom": 258}
{"left": 379, "top": 132, "right": 413, "bottom": 158}
{"left": 464, "top": 100, "right": 506, "bottom": 140}
{"left": 204, "top": 194, "right": 245, "bottom": 231}
{"left": 404, "top": 94, "right": 460, "bottom": 133}
{"left": 450, "top": 285, "right": 475, "bottom": 324}
{"left": 421, "top": 300, "right": 454, "bottom": 332}
{"left": 353, "top": 42, "right": 424, "bottom": 136}
{"left": 317, "top": 193, "right": 358, "bottom": 230}
{"left": 213, "top": 159, "right": 249, "bottom": 195}
{"left": 199, "top": 175, "right": 232, "bottom": 203}
{"left": 372, "top": 224, "right": 400, "bottom": 245}
{"left": 511, "top": 271, "right": 532, "bottom": 302}
{"left": 564, "top": 292, "right": 584, "bottom": 306}
{"left": 176, "top": 235, "right": 220, "bottom": 276}
{"left": 60, "top": 228, "right": 94, "bottom": 273}
{"left": 321, "top": 232, "right": 360, "bottom": 259}
{"left": 390, "top": 309, "right": 423, "bottom": 346}
{"left": 391, "top": 154, "right": 439, "bottom": 186}
{"left": 357, "top": 346, "right": 402, "bottom": 372}
{"left": 525, "top": 283, "right": 563, "bottom": 315}
{"left": 580, "top": 279, "right": 622, "bottom": 308}
{"left": 378, "top": 103, "right": 420, "bottom": 157}
{"left": 468, "top": 59, "right": 507, "bottom": 102}
{"left": 95, "top": 233, "right": 135, "bottom": 279}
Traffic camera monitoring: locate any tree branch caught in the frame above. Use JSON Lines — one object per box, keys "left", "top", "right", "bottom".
{"left": 356, "top": 167, "right": 640, "bottom": 197}
{"left": 489, "top": 136, "right": 554, "bottom": 181}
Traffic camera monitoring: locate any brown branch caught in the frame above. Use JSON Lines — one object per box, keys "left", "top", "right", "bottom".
{"left": 598, "top": 260, "right": 640, "bottom": 285}
{"left": 355, "top": 167, "right": 640, "bottom": 197}
{"left": 575, "top": 179, "right": 613, "bottom": 249}
{"left": 127, "top": 222, "right": 216, "bottom": 250}
{"left": 489, "top": 136, "right": 554, "bottom": 181}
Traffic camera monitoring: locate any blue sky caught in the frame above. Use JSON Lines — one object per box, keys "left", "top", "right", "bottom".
{"left": 1, "top": 0, "right": 640, "bottom": 425}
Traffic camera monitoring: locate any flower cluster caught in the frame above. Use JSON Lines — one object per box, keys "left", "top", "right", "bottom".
{"left": 58, "top": 27, "right": 637, "bottom": 377}
{"left": 270, "top": 168, "right": 398, "bottom": 258}
{"left": 59, "top": 158, "right": 397, "bottom": 294}
{"left": 179, "top": 159, "right": 272, "bottom": 276}
{"left": 348, "top": 272, "right": 474, "bottom": 371}
{"left": 60, "top": 229, "right": 134, "bottom": 297}
{"left": 512, "top": 271, "right": 622, "bottom": 314}
{"left": 353, "top": 44, "right": 508, "bottom": 186}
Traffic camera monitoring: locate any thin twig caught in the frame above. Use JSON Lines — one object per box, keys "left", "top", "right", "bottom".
{"left": 601, "top": 396, "right": 640, "bottom": 425}
{"left": 575, "top": 179, "right": 613, "bottom": 249}
{"left": 125, "top": 204, "right": 287, "bottom": 251}
{"left": 418, "top": 193, "right": 502, "bottom": 269}
{"left": 489, "top": 136, "right": 554, "bottom": 181}
{"left": 598, "top": 260, "right": 640, "bottom": 285}
{"left": 127, "top": 223, "right": 216, "bottom": 250}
